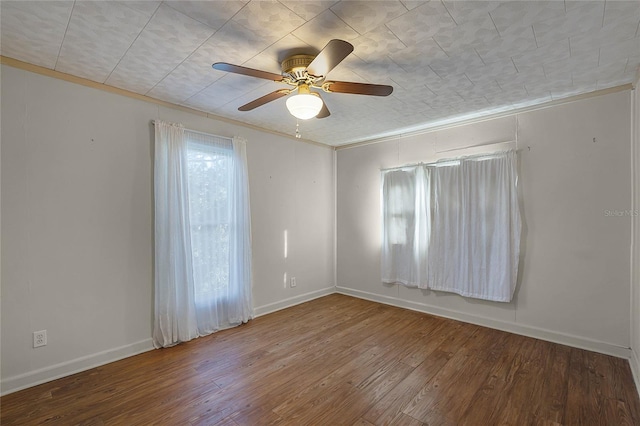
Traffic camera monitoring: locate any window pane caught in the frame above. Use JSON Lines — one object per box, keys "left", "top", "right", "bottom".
{"left": 186, "top": 142, "right": 232, "bottom": 304}
{"left": 383, "top": 170, "right": 416, "bottom": 246}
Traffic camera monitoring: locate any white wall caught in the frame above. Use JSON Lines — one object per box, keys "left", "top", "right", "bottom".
{"left": 631, "top": 72, "right": 640, "bottom": 387}
{"left": 337, "top": 90, "right": 632, "bottom": 357}
{"left": 0, "top": 65, "right": 335, "bottom": 394}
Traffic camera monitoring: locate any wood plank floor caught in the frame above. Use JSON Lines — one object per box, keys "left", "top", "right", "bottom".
{"left": 2, "top": 294, "right": 639, "bottom": 425}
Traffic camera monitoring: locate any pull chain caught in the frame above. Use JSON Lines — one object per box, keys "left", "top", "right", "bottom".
{"left": 295, "top": 120, "right": 301, "bottom": 139}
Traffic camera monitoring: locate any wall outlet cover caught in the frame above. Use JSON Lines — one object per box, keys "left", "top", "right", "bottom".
{"left": 33, "top": 330, "right": 47, "bottom": 348}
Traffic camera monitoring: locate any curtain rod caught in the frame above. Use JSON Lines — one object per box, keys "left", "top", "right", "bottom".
{"left": 150, "top": 120, "right": 232, "bottom": 140}
{"left": 435, "top": 138, "right": 517, "bottom": 154}
{"left": 380, "top": 147, "right": 518, "bottom": 172}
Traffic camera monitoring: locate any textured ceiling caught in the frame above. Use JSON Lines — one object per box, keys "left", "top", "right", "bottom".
{"left": 1, "top": 1, "right": 639, "bottom": 146}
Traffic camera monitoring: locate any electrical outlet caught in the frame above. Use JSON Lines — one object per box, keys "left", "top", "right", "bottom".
{"left": 33, "top": 330, "right": 47, "bottom": 348}
{"left": 290, "top": 277, "right": 297, "bottom": 288}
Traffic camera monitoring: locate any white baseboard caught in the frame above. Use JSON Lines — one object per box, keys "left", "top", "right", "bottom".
{"left": 4, "top": 288, "right": 632, "bottom": 396}
{"left": 1, "top": 338, "right": 154, "bottom": 396}
{"left": 336, "top": 286, "right": 632, "bottom": 359}
{"left": 253, "top": 286, "right": 335, "bottom": 317}
{"left": 1, "top": 288, "right": 335, "bottom": 396}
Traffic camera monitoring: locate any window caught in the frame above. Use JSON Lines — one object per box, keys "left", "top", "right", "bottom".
{"left": 383, "top": 169, "right": 416, "bottom": 246}
{"left": 381, "top": 151, "right": 521, "bottom": 302}
{"left": 153, "top": 120, "right": 252, "bottom": 348}
{"left": 186, "top": 135, "right": 232, "bottom": 305}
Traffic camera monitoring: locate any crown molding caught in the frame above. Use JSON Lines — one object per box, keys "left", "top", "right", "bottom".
{"left": 0, "top": 56, "right": 332, "bottom": 150}
{"left": 336, "top": 83, "right": 633, "bottom": 150}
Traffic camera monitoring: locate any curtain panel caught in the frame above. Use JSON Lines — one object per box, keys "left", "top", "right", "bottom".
{"left": 381, "top": 150, "right": 521, "bottom": 302}
{"left": 380, "top": 167, "right": 430, "bottom": 287}
{"left": 153, "top": 120, "right": 253, "bottom": 348}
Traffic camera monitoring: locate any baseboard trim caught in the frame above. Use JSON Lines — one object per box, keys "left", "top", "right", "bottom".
{"left": 1, "top": 338, "right": 154, "bottom": 396}
{"left": 253, "top": 286, "right": 335, "bottom": 317}
{"left": 3, "top": 289, "right": 631, "bottom": 395}
{"left": 336, "top": 286, "right": 631, "bottom": 359}
{"left": 1, "top": 288, "right": 335, "bottom": 396}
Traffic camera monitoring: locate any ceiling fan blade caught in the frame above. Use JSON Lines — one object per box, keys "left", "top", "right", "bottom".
{"left": 316, "top": 101, "right": 330, "bottom": 119}
{"left": 323, "top": 81, "right": 393, "bottom": 96}
{"left": 238, "top": 89, "right": 292, "bottom": 111}
{"left": 306, "top": 39, "right": 354, "bottom": 78}
{"left": 212, "top": 62, "right": 284, "bottom": 82}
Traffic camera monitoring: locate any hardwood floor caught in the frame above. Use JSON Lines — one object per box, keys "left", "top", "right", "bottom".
{"left": 2, "top": 294, "right": 639, "bottom": 425}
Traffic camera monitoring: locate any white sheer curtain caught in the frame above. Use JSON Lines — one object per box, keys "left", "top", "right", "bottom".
{"left": 381, "top": 167, "right": 430, "bottom": 287}
{"left": 229, "top": 137, "right": 253, "bottom": 323}
{"left": 381, "top": 150, "right": 521, "bottom": 302}
{"left": 153, "top": 121, "right": 252, "bottom": 348}
{"left": 427, "top": 151, "right": 521, "bottom": 302}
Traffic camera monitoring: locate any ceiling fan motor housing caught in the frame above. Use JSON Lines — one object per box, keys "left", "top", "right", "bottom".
{"left": 282, "top": 54, "right": 315, "bottom": 81}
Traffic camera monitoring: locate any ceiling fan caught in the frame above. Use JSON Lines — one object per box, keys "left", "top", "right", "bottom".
{"left": 212, "top": 39, "right": 393, "bottom": 120}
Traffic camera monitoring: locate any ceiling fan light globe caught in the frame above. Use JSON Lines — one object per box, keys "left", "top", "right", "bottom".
{"left": 286, "top": 93, "right": 323, "bottom": 120}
